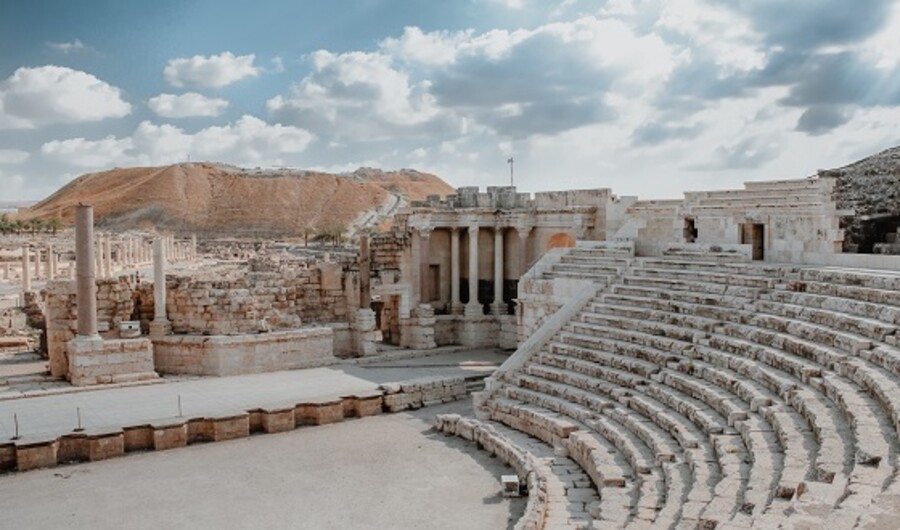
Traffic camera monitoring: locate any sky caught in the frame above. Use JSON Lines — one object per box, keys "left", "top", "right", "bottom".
{"left": 0, "top": 0, "right": 899, "bottom": 202}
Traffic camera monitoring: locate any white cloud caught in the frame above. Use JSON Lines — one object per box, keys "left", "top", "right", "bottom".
{"left": 41, "top": 115, "right": 314, "bottom": 169}
{"left": 380, "top": 27, "right": 473, "bottom": 66}
{"left": 656, "top": 0, "right": 766, "bottom": 73}
{"left": 46, "top": 39, "right": 85, "bottom": 53}
{"left": 0, "top": 149, "right": 30, "bottom": 164}
{"left": 163, "top": 52, "right": 260, "bottom": 89}
{"left": 0, "top": 66, "right": 131, "bottom": 129}
{"left": 41, "top": 135, "right": 134, "bottom": 167}
{"left": 147, "top": 92, "right": 230, "bottom": 118}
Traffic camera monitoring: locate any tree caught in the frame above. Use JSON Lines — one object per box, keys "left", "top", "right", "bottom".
{"left": 301, "top": 225, "right": 315, "bottom": 247}
{"left": 46, "top": 217, "right": 62, "bottom": 235}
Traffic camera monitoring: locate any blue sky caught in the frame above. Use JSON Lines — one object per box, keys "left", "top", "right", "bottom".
{"left": 1, "top": 0, "right": 899, "bottom": 201}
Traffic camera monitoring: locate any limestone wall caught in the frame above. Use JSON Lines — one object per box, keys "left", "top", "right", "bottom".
{"left": 152, "top": 328, "right": 335, "bottom": 376}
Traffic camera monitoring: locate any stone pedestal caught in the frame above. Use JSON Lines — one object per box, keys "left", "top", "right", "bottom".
{"left": 352, "top": 308, "right": 378, "bottom": 357}
{"left": 68, "top": 336, "right": 157, "bottom": 386}
{"left": 459, "top": 313, "right": 500, "bottom": 348}
{"left": 400, "top": 304, "right": 436, "bottom": 350}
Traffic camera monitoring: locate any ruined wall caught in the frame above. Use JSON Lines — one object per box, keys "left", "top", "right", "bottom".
{"left": 166, "top": 261, "right": 355, "bottom": 336}
{"left": 822, "top": 148, "right": 900, "bottom": 253}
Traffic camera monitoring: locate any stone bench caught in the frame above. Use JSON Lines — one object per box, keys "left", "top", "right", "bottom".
{"left": 764, "top": 289, "right": 900, "bottom": 328}
{"left": 632, "top": 266, "right": 775, "bottom": 289}
{"left": 801, "top": 268, "right": 900, "bottom": 292}
{"left": 549, "top": 342, "right": 660, "bottom": 378}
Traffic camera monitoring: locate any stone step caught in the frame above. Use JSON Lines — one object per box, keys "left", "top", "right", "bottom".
{"left": 631, "top": 267, "right": 775, "bottom": 289}
{"left": 793, "top": 278, "right": 900, "bottom": 309}
{"left": 763, "top": 289, "right": 900, "bottom": 328}
{"left": 800, "top": 268, "right": 900, "bottom": 292}
{"left": 557, "top": 330, "right": 681, "bottom": 366}
{"left": 549, "top": 342, "right": 661, "bottom": 378}
{"left": 754, "top": 296, "right": 895, "bottom": 342}
{"left": 620, "top": 275, "right": 763, "bottom": 298}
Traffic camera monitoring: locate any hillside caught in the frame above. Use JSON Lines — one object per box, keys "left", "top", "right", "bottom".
{"left": 21, "top": 163, "right": 455, "bottom": 237}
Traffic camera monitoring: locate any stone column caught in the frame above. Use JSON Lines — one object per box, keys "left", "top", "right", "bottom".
{"left": 75, "top": 205, "right": 99, "bottom": 338}
{"left": 33, "top": 247, "right": 41, "bottom": 279}
{"left": 518, "top": 227, "right": 531, "bottom": 277}
{"left": 95, "top": 239, "right": 103, "bottom": 278}
{"left": 50, "top": 247, "right": 58, "bottom": 279}
{"left": 493, "top": 227, "right": 505, "bottom": 315}
{"left": 103, "top": 234, "right": 112, "bottom": 278}
{"left": 150, "top": 237, "right": 171, "bottom": 336}
{"left": 45, "top": 244, "right": 54, "bottom": 280}
{"left": 450, "top": 227, "right": 462, "bottom": 313}
{"left": 418, "top": 228, "right": 432, "bottom": 304}
{"left": 191, "top": 234, "right": 198, "bottom": 261}
{"left": 466, "top": 224, "right": 480, "bottom": 315}
{"left": 21, "top": 245, "right": 31, "bottom": 293}
{"left": 2, "top": 262, "right": 8, "bottom": 280}
{"left": 359, "top": 234, "right": 371, "bottom": 309}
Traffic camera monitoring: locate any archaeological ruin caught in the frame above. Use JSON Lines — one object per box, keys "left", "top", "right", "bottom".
{"left": 2, "top": 146, "right": 900, "bottom": 528}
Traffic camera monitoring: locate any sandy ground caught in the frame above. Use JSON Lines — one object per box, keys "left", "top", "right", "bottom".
{"left": 0, "top": 401, "right": 525, "bottom": 530}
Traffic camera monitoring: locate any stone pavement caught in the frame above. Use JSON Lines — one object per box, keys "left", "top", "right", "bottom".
{"left": 0, "top": 401, "right": 525, "bottom": 530}
{"left": 0, "top": 348, "right": 508, "bottom": 441}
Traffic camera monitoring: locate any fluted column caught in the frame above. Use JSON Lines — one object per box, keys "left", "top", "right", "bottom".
{"left": 75, "top": 205, "right": 98, "bottom": 337}
{"left": 450, "top": 227, "right": 462, "bottom": 313}
{"left": 466, "top": 224, "right": 480, "bottom": 314}
{"left": 492, "top": 227, "right": 505, "bottom": 315}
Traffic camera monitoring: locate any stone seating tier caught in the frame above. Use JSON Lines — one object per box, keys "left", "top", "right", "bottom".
{"left": 480, "top": 248, "right": 900, "bottom": 528}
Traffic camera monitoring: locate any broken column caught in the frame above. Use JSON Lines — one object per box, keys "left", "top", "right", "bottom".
{"left": 149, "top": 237, "right": 171, "bottom": 336}
{"left": 103, "top": 234, "right": 112, "bottom": 278}
{"left": 33, "top": 247, "right": 41, "bottom": 279}
{"left": 353, "top": 234, "right": 377, "bottom": 356}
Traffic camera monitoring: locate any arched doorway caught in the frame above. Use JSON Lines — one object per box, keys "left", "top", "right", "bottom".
{"left": 547, "top": 232, "right": 576, "bottom": 250}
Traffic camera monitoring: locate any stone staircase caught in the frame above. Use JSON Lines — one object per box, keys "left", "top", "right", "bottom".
{"left": 472, "top": 247, "right": 900, "bottom": 529}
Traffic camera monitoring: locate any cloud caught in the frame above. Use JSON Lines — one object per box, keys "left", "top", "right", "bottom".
{"left": 147, "top": 92, "right": 230, "bottom": 118}
{"left": 795, "top": 106, "right": 853, "bottom": 136}
{"left": 41, "top": 135, "right": 134, "bottom": 167}
{"left": 270, "top": 17, "right": 675, "bottom": 141}
{"left": 163, "top": 52, "right": 260, "bottom": 88}
{"left": 698, "top": 136, "right": 782, "bottom": 170}
{"left": 0, "top": 149, "right": 30, "bottom": 164}
{"left": 0, "top": 66, "right": 131, "bottom": 129}
{"left": 632, "top": 121, "right": 704, "bottom": 147}
{"left": 46, "top": 39, "right": 86, "bottom": 53}
{"left": 41, "top": 115, "right": 314, "bottom": 168}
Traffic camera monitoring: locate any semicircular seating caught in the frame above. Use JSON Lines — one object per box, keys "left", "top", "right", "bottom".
{"left": 476, "top": 249, "right": 900, "bottom": 529}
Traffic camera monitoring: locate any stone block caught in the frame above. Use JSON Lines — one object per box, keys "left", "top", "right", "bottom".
{"left": 296, "top": 399, "right": 344, "bottom": 426}
{"left": 261, "top": 407, "right": 296, "bottom": 433}
{"left": 15, "top": 439, "right": 58, "bottom": 471}
{"left": 0, "top": 443, "right": 16, "bottom": 472}
{"left": 57, "top": 434, "right": 89, "bottom": 463}
{"left": 187, "top": 418, "right": 214, "bottom": 443}
{"left": 152, "top": 421, "right": 188, "bottom": 450}
{"left": 88, "top": 431, "right": 125, "bottom": 461}
{"left": 122, "top": 426, "right": 154, "bottom": 452}
{"left": 211, "top": 414, "right": 250, "bottom": 441}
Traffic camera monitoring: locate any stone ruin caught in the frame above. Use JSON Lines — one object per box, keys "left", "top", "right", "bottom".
{"left": 4, "top": 146, "right": 900, "bottom": 527}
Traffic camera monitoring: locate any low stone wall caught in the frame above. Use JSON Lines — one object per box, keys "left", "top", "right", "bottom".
{"left": 152, "top": 328, "right": 335, "bottom": 376}
{"left": 0, "top": 375, "right": 474, "bottom": 474}
{"left": 434, "top": 414, "right": 549, "bottom": 530}
{"left": 68, "top": 337, "right": 158, "bottom": 386}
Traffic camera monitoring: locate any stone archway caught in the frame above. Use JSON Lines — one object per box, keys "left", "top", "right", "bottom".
{"left": 547, "top": 232, "right": 576, "bottom": 250}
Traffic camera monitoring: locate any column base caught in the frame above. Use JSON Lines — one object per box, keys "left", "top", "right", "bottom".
{"left": 149, "top": 319, "right": 172, "bottom": 337}
{"left": 450, "top": 302, "right": 465, "bottom": 315}
{"left": 491, "top": 303, "right": 507, "bottom": 315}
{"left": 464, "top": 303, "right": 483, "bottom": 317}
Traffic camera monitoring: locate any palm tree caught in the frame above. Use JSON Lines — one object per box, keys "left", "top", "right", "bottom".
{"left": 46, "top": 218, "right": 62, "bottom": 235}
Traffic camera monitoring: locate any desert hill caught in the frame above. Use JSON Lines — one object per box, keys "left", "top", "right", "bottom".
{"left": 21, "top": 163, "right": 455, "bottom": 237}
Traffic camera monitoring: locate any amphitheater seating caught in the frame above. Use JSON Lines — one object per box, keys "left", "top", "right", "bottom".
{"left": 476, "top": 248, "right": 900, "bottom": 528}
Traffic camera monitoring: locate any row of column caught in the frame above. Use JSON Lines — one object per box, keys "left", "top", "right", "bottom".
{"left": 417, "top": 225, "right": 529, "bottom": 315}
{"left": 13, "top": 234, "right": 198, "bottom": 294}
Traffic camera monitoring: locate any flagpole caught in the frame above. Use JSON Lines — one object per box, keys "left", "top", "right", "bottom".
{"left": 508, "top": 156, "right": 514, "bottom": 187}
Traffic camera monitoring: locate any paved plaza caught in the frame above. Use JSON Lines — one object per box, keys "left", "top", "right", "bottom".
{"left": 0, "top": 401, "right": 525, "bottom": 530}
{"left": 0, "top": 348, "right": 507, "bottom": 441}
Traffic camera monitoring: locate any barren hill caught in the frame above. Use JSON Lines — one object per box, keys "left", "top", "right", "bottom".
{"left": 22, "top": 163, "right": 455, "bottom": 237}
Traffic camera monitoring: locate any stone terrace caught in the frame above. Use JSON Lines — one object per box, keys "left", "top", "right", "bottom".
{"left": 470, "top": 243, "right": 900, "bottom": 528}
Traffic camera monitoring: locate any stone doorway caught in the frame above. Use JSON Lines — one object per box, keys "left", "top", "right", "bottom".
{"left": 741, "top": 223, "right": 765, "bottom": 261}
